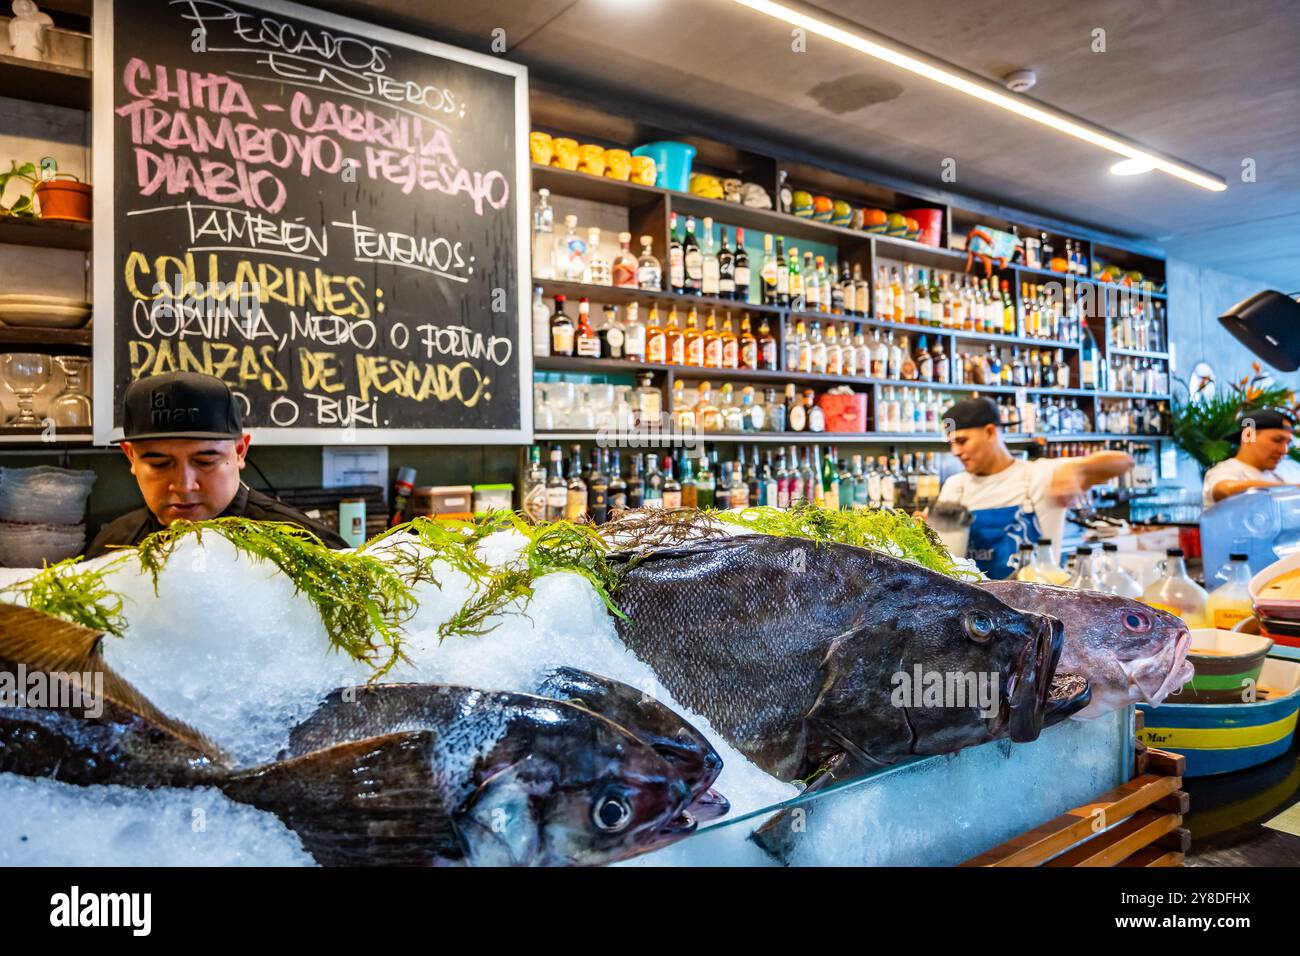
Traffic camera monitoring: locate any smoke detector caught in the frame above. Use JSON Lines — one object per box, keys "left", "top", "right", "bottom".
{"left": 1003, "top": 70, "right": 1037, "bottom": 93}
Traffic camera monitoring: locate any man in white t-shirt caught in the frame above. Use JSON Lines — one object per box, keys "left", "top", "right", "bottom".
{"left": 1202, "top": 408, "right": 1300, "bottom": 510}
{"left": 929, "top": 398, "right": 1133, "bottom": 579}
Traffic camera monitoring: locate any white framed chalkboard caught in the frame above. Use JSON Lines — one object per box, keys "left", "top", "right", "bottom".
{"left": 93, "top": 0, "right": 532, "bottom": 444}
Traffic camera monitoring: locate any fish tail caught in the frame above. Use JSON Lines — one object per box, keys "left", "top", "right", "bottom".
{"left": 220, "top": 730, "right": 463, "bottom": 867}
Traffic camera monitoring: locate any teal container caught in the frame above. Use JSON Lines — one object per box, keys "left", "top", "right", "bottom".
{"left": 633, "top": 141, "right": 696, "bottom": 191}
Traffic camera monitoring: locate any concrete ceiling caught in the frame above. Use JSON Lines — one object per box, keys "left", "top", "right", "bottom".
{"left": 315, "top": 0, "right": 1300, "bottom": 289}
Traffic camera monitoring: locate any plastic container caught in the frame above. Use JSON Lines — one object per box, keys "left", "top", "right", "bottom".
{"left": 1204, "top": 553, "right": 1254, "bottom": 631}
{"left": 632, "top": 141, "right": 696, "bottom": 192}
{"left": 1142, "top": 548, "right": 1208, "bottom": 627}
{"left": 0, "top": 465, "right": 96, "bottom": 525}
{"left": 1200, "top": 483, "right": 1300, "bottom": 579}
{"left": 903, "top": 208, "right": 943, "bottom": 246}
{"left": 473, "top": 483, "right": 514, "bottom": 516}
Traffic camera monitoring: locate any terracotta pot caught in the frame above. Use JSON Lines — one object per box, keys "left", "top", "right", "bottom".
{"left": 35, "top": 178, "right": 92, "bottom": 222}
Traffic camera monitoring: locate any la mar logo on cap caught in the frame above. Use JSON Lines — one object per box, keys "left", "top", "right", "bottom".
{"left": 150, "top": 388, "right": 200, "bottom": 427}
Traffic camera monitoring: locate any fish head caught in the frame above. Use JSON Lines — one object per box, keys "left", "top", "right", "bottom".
{"left": 980, "top": 582, "right": 1194, "bottom": 714}
{"left": 454, "top": 705, "right": 695, "bottom": 867}
{"left": 809, "top": 584, "right": 1062, "bottom": 767}
{"left": 1077, "top": 595, "right": 1192, "bottom": 705}
{"left": 535, "top": 666, "right": 724, "bottom": 802}
{"left": 891, "top": 586, "right": 1063, "bottom": 749}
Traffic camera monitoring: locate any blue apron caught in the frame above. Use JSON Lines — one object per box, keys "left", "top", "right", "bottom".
{"left": 966, "top": 505, "right": 1043, "bottom": 580}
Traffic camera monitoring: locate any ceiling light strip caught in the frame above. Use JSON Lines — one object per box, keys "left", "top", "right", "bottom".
{"left": 733, "top": 0, "right": 1227, "bottom": 192}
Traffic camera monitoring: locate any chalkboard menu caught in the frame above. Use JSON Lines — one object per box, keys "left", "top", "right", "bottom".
{"left": 93, "top": 0, "right": 531, "bottom": 443}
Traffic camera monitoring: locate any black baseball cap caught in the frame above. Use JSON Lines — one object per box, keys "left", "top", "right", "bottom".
{"left": 942, "top": 397, "right": 1001, "bottom": 432}
{"left": 118, "top": 372, "right": 244, "bottom": 442}
{"left": 1235, "top": 407, "right": 1296, "bottom": 439}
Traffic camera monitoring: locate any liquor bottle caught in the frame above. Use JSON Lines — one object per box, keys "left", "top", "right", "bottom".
{"left": 612, "top": 231, "right": 638, "bottom": 288}
{"left": 775, "top": 238, "right": 790, "bottom": 307}
{"left": 624, "top": 302, "right": 646, "bottom": 362}
{"left": 729, "top": 449, "right": 750, "bottom": 508}
{"left": 720, "top": 313, "right": 739, "bottom": 369}
{"left": 532, "top": 286, "right": 550, "bottom": 357}
{"left": 684, "top": 307, "right": 704, "bottom": 367}
{"left": 635, "top": 235, "right": 661, "bottom": 291}
{"left": 642, "top": 454, "right": 664, "bottom": 508}
{"left": 679, "top": 453, "right": 698, "bottom": 509}
{"left": 916, "top": 334, "right": 933, "bottom": 382}
{"left": 703, "top": 309, "right": 722, "bottom": 369}
{"left": 522, "top": 445, "right": 547, "bottom": 520}
{"left": 733, "top": 228, "right": 750, "bottom": 302}
{"left": 913, "top": 268, "right": 930, "bottom": 326}
{"left": 853, "top": 264, "right": 870, "bottom": 318}
{"left": 626, "top": 454, "right": 644, "bottom": 509}
{"left": 836, "top": 262, "right": 851, "bottom": 316}
{"left": 787, "top": 246, "right": 803, "bottom": 309}
{"left": 588, "top": 227, "right": 611, "bottom": 284}
{"left": 662, "top": 455, "right": 682, "bottom": 509}
{"left": 587, "top": 450, "right": 609, "bottom": 524}
{"left": 575, "top": 298, "right": 600, "bottom": 357}
{"left": 825, "top": 323, "right": 843, "bottom": 377}
{"left": 669, "top": 213, "right": 686, "bottom": 294}
{"left": 683, "top": 217, "right": 703, "bottom": 293}
{"left": 599, "top": 305, "right": 625, "bottom": 359}
{"left": 758, "top": 316, "right": 778, "bottom": 370}
{"left": 718, "top": 227, "right": 735, "bottom": 299}
{"left": 713, "top": 449, "right": 732, "bottom": 510}
{"left": 822, "top": 445, "right": 839, "bottom": 510}
{"left": 665, "top": 306, "right": 685, "bottom": 366}
{"left": 775, "top": 448, "right": 791, "bottom": 508}
{"left": 607, "top": 450, "right": 627, "bottom": 513}
{"left": 701, "top": 217, "right": 720, "bottom": 297}
{"left": 545, "top": 446, "right": 567, "bottom": 520}
{"left": 760, "top": 233, "right": 778, "bottom": 305}
{"left": 565, "top": 445, "right": 587, "bottom": 521}
{"left": 739, "top": 315, "right": 758, "bottom": 370}
{"left": 1001, "top": 279, "right": 1015, "bottom": 336}
{"left": 549, "top": 294, "right": 574, "bottom": 356}
{"left": 532, "top": 188, "right": 555, "bottom": 279}
{"left": 695, "top": 449, "right": 715, "bottom": 508}
{"left": 806, "top": 390, "right": 825, "bottom": 432}
{"left": 641, "top": 305, "right": 665, "bottom": 364}
{"left": 761, "top": 450, "right": 778, "bottom": 507}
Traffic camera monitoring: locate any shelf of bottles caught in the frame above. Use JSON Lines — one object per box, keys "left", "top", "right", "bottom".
{"left": 530, "top": 184, "right": 1172, "bottom": 445}
{"left": 522, "top": 440, "right": 950, "bottom": 522}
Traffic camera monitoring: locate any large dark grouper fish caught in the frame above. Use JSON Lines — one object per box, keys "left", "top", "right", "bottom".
{"left": 607, "top": 535, "right": 1071, "bottom": 782}
{"left": 0, "top": 605, "right": 698, "bottom": 867}
{"left": 979, "top": 581, "right": 1193, "bottom": 719}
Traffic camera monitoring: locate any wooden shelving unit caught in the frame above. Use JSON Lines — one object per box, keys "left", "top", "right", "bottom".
{"left": 0, "top": 216, "right": 92, "bottom": 251}
{"left": 0, "top": 54, "right": 91, "bottom": 110}
{"left": 530, "top": 135, "right": 1172, "bottom": 447}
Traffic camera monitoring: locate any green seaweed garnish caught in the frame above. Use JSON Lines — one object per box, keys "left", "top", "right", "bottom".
{"left": 0, "top": 554, "right": 132, "bottom": 636}
{"left": 712, "top": 502, "right": 977, "bottom": 579}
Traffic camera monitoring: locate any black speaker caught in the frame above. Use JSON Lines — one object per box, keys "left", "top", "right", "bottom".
{"left": 1218, "top": 290, "right": 1300, "bottom": 372}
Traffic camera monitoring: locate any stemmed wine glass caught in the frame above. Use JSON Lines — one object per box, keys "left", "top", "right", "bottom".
{"left": 51, "top": 355, "right": 92, "bottom": 429}
{"left": 1, "top": 353, "right": 51, "bottom": 428}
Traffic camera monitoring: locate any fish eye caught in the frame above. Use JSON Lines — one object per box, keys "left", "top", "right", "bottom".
{"left": 1122, "top": 610, "right": 1152, "bottom": 632}
{"left": 593, "top": 793, "right": 634, "bottom": 833}
{"left": 965, "top": 611, "right": 995, "bottom": 643}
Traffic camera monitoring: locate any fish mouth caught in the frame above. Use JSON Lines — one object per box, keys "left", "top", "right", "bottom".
{"left": 689, "top": 787, "right": 731, "bottom": 822}
{"left": 1007, "top": 615, "right": 1062, "bottom": 742}
{"left": 1128, "top": 627, "right": 1194, "bottom": 704}
{"left": 1043, "top": 673, "right": 1092, "bottom": 726}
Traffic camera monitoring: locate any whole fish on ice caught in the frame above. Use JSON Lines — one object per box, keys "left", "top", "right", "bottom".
{"left": 607, "top": 535, "right": 1072, "bottom": 781}
{"left": 979, "top": 581, "right": 1192, "bottom": 718}
{"left": 0, "top": 604, "right": 699, "bottom": 867}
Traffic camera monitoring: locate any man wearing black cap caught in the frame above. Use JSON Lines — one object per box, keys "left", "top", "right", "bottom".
{"left": 85, "top": 372, "right": 348, "bottom": 558}
{"left": 928, "top": 397, "right": 1133, "bottom": 579}
{"left": 1202, "top": 407, "right": 1300, "bottom": 509}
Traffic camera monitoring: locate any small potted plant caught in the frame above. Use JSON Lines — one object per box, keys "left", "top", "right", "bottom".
{"left": 1171, "top": 364, "right": 1300, "bottom": 473}
{"left": 0, "top": 158, "right": 92, "bottom": 222}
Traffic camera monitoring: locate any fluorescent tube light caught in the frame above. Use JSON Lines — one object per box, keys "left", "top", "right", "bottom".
{"left": 733, "top": 0, "right": 1227, "bottom": 192}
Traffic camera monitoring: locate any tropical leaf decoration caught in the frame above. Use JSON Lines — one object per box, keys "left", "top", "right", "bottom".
{"left": 1171, "top": 363, "right": 1300, "bottom": 472}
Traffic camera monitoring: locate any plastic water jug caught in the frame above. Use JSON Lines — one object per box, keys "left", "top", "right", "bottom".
{"left": 1200, "top": 484, "right": 1300, "bottom": 578}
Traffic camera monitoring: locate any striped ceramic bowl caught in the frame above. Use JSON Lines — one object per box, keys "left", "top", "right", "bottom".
{"left": 1139, "top": 657, "right": 1300, "bottom": 777}
{"left": 1176, "top": 628, "right": 1273, "bottom": 704}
